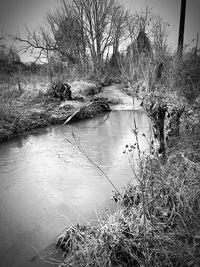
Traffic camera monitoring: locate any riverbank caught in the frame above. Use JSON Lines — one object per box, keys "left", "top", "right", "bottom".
{"left": 0, "top": 79, "right": 129, "bottom": 142}
{"left": 54, "top": 95, "right": 200, "bottom": 266}
{"left": 0, "top": 109, "right": 148, "bottom": 267}
{"left": 55, "top": 136, "right": 200, "bottom": 267}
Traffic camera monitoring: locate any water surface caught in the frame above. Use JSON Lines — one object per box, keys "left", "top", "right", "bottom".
{"left": 0, "top": 110, "right": 150, "bottom": 267}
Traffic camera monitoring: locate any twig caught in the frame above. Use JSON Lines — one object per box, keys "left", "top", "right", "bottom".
{"left": 62, "top": 107, "right": 82, "bottom": 125}
{"left": 67, "top": 133, "right": 122, "bottom": 197}
{"left": 61, "top": 101, "right": 107, "bottom": 126}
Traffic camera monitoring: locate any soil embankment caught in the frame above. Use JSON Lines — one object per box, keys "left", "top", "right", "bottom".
{"left": 0, "top": 83, "right": 141, "bottom": 142}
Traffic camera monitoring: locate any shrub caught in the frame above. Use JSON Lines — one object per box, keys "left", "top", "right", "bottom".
{"left": 175, "top": 51, "right": 200, "bottom": 103}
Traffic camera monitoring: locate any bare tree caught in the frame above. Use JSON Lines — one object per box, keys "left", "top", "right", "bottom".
{"left": 46, "top": 5, "right": 86, "bottom": 66}
{"left": 12, "top": 26, "right": 55, "bottom": 63}
{"left": 68, "top": 0, "right": 121, "bottom": 73}
{"left": 121, "top": 8, "right": 153, "bottom": 88}
{"left": 108, "top": 5, "right": 128, "bottom": 73}
{"left": 12, "top": 0, "right": 127, "bottom": 76}
{"left": 0, "top": 36, "right": 5, "bottom": 49}
{"left": 151, "top": 16, "right": 169, "bottom": 59}
{"left": 120, "top": 8, "right": 170, "bottom": 91}
{"left": 151, "top": 16, "right": 170, "bottom": 84}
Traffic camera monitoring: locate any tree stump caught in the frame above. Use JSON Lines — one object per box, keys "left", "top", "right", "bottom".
{"left": 142, "top": 94, "right": 168, "bottom": 157}
{"left": 166, "top": 107, "right": 184, "bottom": 146}
{"left": 51, "top": 82, "right": 72, "bottom": 100}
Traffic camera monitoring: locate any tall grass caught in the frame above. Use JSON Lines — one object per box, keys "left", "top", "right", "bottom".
{"left": 55, "top": 110, "right": 200, "bottom": 267}
{"left": 0, "top": 82, "right": 21, "bottom": 121}
{"left": 0, "top": 73, "right": 49, "bottom": 140}
{"left": 174, "top": 51, "right": 200, "bottom": 103}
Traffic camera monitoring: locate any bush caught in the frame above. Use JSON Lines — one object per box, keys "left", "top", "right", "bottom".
{"left": 175, "top": 51, "right": 200, "bottom": 103}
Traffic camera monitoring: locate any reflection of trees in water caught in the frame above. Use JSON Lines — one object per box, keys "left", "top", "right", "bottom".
{"left": 88, "top": 112, "right": 111, "bottom": 129}
{"left": 128, "top": 111, "right": 152, "bottom": 158}
{"left": 89, "top": 111, "right": 150, "bottom": 168}
{"left": 59, "top": 113, "right": 111, "bottom": 161}
{"left": 95, "top": 112, "right": 110, "bottom": 127}
{"left": 58, "top": 111, "right": 151, "bottom": 184}
{"left": 14, "top": 138, "right": 24, "bottom": 148}
{"left": 130, "top": 110, "right": 152, "bottom": 141}
{"left": 0, "top": 137, "right": 25, "bottom": 160}
{"left": 77, "top": 112, "right": 111, "bottom": 130}
{"left": 29, "top": 127, "right": 50, "bottom": 137}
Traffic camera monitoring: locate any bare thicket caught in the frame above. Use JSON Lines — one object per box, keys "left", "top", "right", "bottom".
{"left": 11, "top": 0, "right": 128, "bottom": 76}
{"left": 7, "top": 1, "right": 200, "bottom": 103}
{"left": 120, "top": 7, "right": 170, "bottom": 92}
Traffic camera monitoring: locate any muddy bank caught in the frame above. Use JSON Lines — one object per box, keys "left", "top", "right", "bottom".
{"left": 0, "top": 82, "right": 141, "bottom": 142}
{"left": 0, "top": 97, "right": 111, "bottom": 142}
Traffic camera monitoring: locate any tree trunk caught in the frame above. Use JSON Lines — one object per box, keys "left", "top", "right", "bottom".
{"left": 142, "top": 96, "right": 167, "bottom": 158}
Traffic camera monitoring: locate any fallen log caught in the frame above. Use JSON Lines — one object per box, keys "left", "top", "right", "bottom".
{"left": 61, "top": 100, "right": 110, "bottom": 126}
{"left": 62, "top": 105, "right": 88, "bottom": 125}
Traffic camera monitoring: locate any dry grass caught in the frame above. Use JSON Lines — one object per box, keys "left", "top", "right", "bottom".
{"left": 0, "top": 74, "right": 51, "bottom": 140}
{"left": 55, "top": 117, "right": 200, "bottom": 267}
{"left": 55, "top": 150, "right": 200, "bottom": 267}
{"left": 0, "top": 74, "right": 111, "bottom": 141}
{"left": 70, "top": 80, "right": 102, "bottom": 97}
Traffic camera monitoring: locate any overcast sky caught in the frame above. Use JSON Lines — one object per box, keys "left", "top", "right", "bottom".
{"left": 0, "top": 0, "right": 200, "bottom": 62}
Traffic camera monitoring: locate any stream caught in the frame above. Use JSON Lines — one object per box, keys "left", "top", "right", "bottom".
{"left": 0, "top": 109, "right": 151, "bottom": 267}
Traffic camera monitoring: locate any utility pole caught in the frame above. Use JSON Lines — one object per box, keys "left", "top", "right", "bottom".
{"left": 177, "top": 0, "right": 187, "bottom": 60}
{"left": 195, "top": 32, "right": 199, "bottom": 55}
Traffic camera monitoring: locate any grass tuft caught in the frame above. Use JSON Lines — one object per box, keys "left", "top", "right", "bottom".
{"left": 55, "top": 142, "right": 200, "bottom": 267}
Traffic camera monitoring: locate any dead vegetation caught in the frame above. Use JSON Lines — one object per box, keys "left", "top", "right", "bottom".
{"left": 0, "top": 76, "right": 111, "bottom": 141}
{"left": 55, "top": 129, "right": 200, "bottom": 267}
{"left": 54, "top": 97, "right": 200, "bottom": 266}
